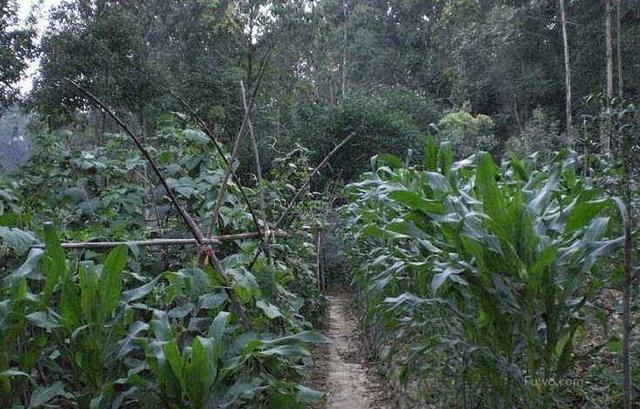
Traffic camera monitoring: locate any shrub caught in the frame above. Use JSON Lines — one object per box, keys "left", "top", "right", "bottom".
{"left": 438, "top": 110, "right": 497, "bottom": 157}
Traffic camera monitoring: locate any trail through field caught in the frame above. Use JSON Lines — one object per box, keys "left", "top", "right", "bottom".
{"left": 317, "top": 294, "right": 391, "bottom": 409}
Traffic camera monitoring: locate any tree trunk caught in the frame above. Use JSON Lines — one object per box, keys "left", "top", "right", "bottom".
{"left": 603, "top": 0, "right": 613, "bottom": 153}
{"left": 621, "top": 133, "right": 633, "bottom": 409}
{"left": 341, "top": 0, "right": 348, "bottom": 99}
{"left": 617, "top": 0, "right": 623, "bottom": 98}
{"left": 606, "top": 0, "right": 614, "bottom": 99}
{"left": 559, "top": 0, "right": 572, "bottom": 145}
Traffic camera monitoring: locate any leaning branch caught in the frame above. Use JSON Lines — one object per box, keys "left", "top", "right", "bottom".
{"left": 68, "top": 80, "right": 252, "bottom": 329}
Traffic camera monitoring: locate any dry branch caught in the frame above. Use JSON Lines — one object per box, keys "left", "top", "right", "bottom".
{"left": 241, "top": 80, "right": 267, "bottom": 220}
{"left": 30, "top": 231, "right": 287, "bottom": 250}
{"left": 208, "top": 49, "right": 271, "bottom": 237}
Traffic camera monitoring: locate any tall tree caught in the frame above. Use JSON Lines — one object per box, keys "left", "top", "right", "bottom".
{"left": 559, "top": 0, "right": 572, "bottom": 145}
{"left": 605, "top": 0, "right": 614, "bottom": 100}
{"left": 602, "top": 0, "right": 614, "bottom": 153}
{"left": 616, "top": 0, "right": 623, "bottom": 98}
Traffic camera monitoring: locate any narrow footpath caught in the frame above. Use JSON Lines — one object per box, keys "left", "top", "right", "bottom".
{"left": 317, "top": 294, "right": 392, "bottom": 409}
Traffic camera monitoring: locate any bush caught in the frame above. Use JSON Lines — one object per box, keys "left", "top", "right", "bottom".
{"left": 438, "top": 110, "right": 497, "bottom": 157}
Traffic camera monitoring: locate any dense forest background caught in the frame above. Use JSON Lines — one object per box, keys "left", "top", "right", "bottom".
{"left": 2, "top": 0, "right": 639, "bottom": 177}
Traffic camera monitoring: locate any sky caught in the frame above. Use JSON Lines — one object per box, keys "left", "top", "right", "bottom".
{"left": 17, "top": 0, "right": 62, "bottom": 94}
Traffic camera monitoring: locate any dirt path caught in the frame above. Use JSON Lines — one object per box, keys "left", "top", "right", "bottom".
{"left": 317, "top": 294, "right": 391, "bottom": 409}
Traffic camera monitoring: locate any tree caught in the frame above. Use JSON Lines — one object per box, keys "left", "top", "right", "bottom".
{"left": 559, "top": 0, "right": 572, "bottom": 145}
{"left": 0, "top": 0, "right": 35, "bottom": 109}
{"left": 603, "top": 0, "right": 613, "bottom": 153}
{"left": 29, "top": 0, "right": 163, "bottom": 133}
{"left": 616, "top": 0, "right": 623, "bottom": 98}
{"left": 29, "top": 0, "right": 246, "bottom": 139}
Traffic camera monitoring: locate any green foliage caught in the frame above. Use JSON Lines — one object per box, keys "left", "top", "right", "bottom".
{"left": 0, "top": 121, "right": 329, "bottom": 407}
{"left": 341, "top": 145, "right": 622, "bottom": 407}
{"left": 0, "top": 1, "right": 35, "bottom": 108}
{"left": 438, "top": 110, "right": 497, "bottom": 158}
{"left": 284, "top": 90, "right": 439, "bottom": 182}
{"left": 505, "top": 108, "right": 564, "bottom": 157}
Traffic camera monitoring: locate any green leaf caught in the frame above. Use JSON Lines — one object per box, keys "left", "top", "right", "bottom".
{"left": 185, "top": 337, "right": 213, "bottom": 409}
{"left": 26, "top": 310, "right": 61, "bottom": 330}
{"left": 475, "top": 152, "right": 505, "bottom": 222}
{"left": 0, "top": 368, "right": 32, "bottom": 381}
{"left": 388, "top": 190, "right": 443, "bottom": 214}
{"left": 297, "top": 385, "right": 325, "bottom": 405}
{"left": 259, "top": 344, "right": 310, "bottom": 357}
{"left": 567, "top": 198, "right": 608, "bottom": 232}
{"left": 3, "top": 248, "right": 44, "bottom": 285}
{"left": 183, "top": 129, "right": 210, "bottom": 145}
{"left": 0, "top": 226, "right": 37, "bottom": 255}
{"left": 28, "top": 381, "right": 67, "bottom": 408}
{"left": 423, "top": 134, "right": 438, "bottom": 171}
{"left": 262, "top": 331, "right": 330, "bottom": 345}
{"left": 100, "top": 245, "right": 128, "bottom": 317}
{"left": 528, "top": 165, "right": 560, "bottom": 214}
{"left": 437, "top": 141, "right": 453, "bottom": 174}
{"left": 42, "top": 223, "right": 66, "bottom": 301}
{"left": 122, "top": 276, "right": 160, "bottom": 302}
{"left": 431, "top": 266, "right": 465, "bottom": 293}
{"left": 424, "top": 171, "right": 451, "bottom": 193}
{"left": 60, "top": 264, "right": 80, "bottom": 328}
{"left": 256, "top": 299, "right": 282, "bottom": 319}
{"left": 79, "top": 262, "right": 99, "bottom": 322}
{"left": 163, "top": 341, "right": 186, "bottom": 394}
{"left": 209, "top": 311, "right": 230, "bottom": 362}
{"left": 509, "top": 155, "right": 529, "bottom": 181}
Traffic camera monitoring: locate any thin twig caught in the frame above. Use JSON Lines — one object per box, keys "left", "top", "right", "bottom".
{"left": 30, "top": 231, "right": 287, "bottom": 250}
{"left": 67, "top": 80, "right": 252, "bottom": 329}
{"left": 316, "top": 233, "right": 322, "bottom": 291}
{"left": 241, "top": 80, "right": 267, "bottom": 221}
{"left": 208, "top": 47, "right": 272, "bottom": 237}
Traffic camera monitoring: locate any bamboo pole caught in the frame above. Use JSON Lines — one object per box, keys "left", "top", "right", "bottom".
{"left": 240, "top": 80, "right": 267, "bottom": 220}
{"left": 30, "top": 231, "right": 287, "bottom": 250}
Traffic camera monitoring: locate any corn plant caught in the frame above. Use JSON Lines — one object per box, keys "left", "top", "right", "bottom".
{"left": 342, "top": 140, "right": 622, "bottom": 408}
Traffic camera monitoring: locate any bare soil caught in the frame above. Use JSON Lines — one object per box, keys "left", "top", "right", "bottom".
{"left": 313, "top": 294, "right": 393, "bottom": 409}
